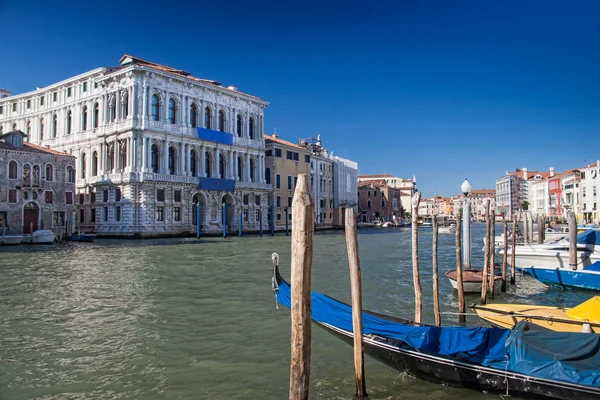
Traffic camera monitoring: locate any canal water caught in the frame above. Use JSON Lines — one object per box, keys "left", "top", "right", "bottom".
{"left": 0, "top": 225, "right": 591, "bottom": 399}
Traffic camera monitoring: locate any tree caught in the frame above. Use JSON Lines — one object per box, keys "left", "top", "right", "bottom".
{"left": 521, "top": 201, "right": 530, "bottom": 211}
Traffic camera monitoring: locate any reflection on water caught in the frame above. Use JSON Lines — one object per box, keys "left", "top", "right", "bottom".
{"left": 0, "top": 224, "right": 592, "bottom": 399}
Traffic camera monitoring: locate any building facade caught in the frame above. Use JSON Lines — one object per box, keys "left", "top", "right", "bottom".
{"left": 0, "top": 130, "right": 75, "bottom": 235}
{"left": 357, "top": 174, "right": 413, "bottom": 215}
{"left": 580, "top": 161, "right": 600, "bottom": 224}
{"left": 357, "top": 180, "right": 400, "bottom": 223}
{"left": 0, "top": 55, "right": 270, "bottom": 236}
{"left": 331, "top": 154, "right": 358, "bottom": 226}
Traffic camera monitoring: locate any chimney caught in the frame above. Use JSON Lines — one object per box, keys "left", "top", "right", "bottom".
{"left": 549, "top": 167, "right": 554, "bottom": 177}
{"left": 522, "top": 167, "right": 528, "bottom": 179}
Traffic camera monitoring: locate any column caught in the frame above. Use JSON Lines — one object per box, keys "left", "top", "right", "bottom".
{"left": 116, "top": 90, "right": 121, "bottom": 120}
{"left": 213, "top": 103, "right": 218, "bottom": 129}
{"left": 100, "top": 142, "right": 105, "bottom": 175}
{"left": 147, "top": 138, "right": 152, "bottom": 173}
{"left": 216, "top": 148, "right": 221, "bottom": 178}
{"left": 228, "top": 150, "right": 234, "bottom": 179}
{"left": 179, "top": 143, "right": 185, "bottom": 175}
{"left": 142, "top": 83, "right": 148, "bottom": 127}
{"left": 162, "top": 91, "right": 168, "bottom": 123}
{"left": 115, "top": 137, "right": 120, "bottom": 172}
{"left": 186, "top": 144, "right": 191, "bottom": 176}
{"left": 246, "top": 153, "right": 250, "bottom": 182}
{"left": 201, "top": 146, "right": 206, "bottom": 177}
{"left": 163, "top": 140, "right": 169, "bottom": 174}
{"left": 200, "top": 100, "right": 205, "bottom": 128}
{"left": 234, "top": 152, "right": 238, "bottom": 181}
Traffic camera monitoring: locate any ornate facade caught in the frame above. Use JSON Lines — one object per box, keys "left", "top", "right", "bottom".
{"left": 0, "top": 55, "right": 270, "bottom": 236}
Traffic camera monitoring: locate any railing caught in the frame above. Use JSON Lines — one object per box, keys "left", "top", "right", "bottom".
{"left": 142, "top": 172, "right": 197, "bottom": 184}
{"left": 235, "top": 181, "right": 271, "bottom": 190}
{"left": 233, "top": 136, "right": 264, "bottom": 149}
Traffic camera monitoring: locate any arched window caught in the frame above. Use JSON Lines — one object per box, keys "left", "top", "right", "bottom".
{"left": 219, "top": 153, "right": 225, "bottom": 178}
{"left": 168, "top": 146, "right": 176, "bottom": 175}
{"left": 12, "top": 123, "right": 17, "bottom": 131}
{"left": 39, "top": 118, "right": 44, "bottom": 140}
{"left": 66, "top": 166, "right": 75, "bottom": 183}
{"left": 204, "top": 107, "right": 212, "bottom": 129}
{"left": 110, "top": 98, "right": 116, "bottom": 122}
{"left": 250, "top": 159, "right": 255, "bottom": 182}
{"left": 381, "top": 199, "right": 385, "bottom": 208}
{"left": 237, "top": 156, "right": 243, "bottom": 181}
{"left": 92, "top": 151, "right": 98, "bottom": 176}
{"left": 26, "top": 120, "right": 31, "bottom": 140}
{"left": 190, "top": 150, "right": 197, "bottom": 177}
{"left": 236, "top": 114, "right": 243, "bottom": 137}
{"left": 23, "top": 164, "right": 31, "bottom": 186}
{"left": 93, "top": 103, "right": 99, "bottom": 128}
{"left": 168, "top": 98, "right": 176, "bottom": 124}
{"left": 66, "top": 110, "right": 72, "bottom": 134}
{"left": 249, "top": 117, "right": 255, "bottom": 139}
{"left": 8, "top": 160, "right": 17, "bottom": 179}
{"left": 205, "top": 152, "right": 212, "bottom": 177}
{"left": 82, "top": 105, "right": 88, "bottom": 130}
{"left": 218, "top": 110, "right": 226, "bottom": 132}
{"left": 265, "top": 167, "right": 271, "bottom": 184}
{"left": 107, "top": 144, "right": 114, "bottom": 171}
{"left": 190, "top": 103, "right": 198, "bottom": 128}
{"left": 367, "top": 200, "right": 371, "bottom": 209}
{"left": 151, "top": 94, "right": 160, "bottom": 121}
{"left": 0, "top": 125, "right": 3, "bottom": 134}
{"left": 122, "top": 93, "right": 129, "bottom": 119}
{"left": 151, "top": 144, "right": 159, "bottom": 173}
{"left": 81, "top": 153, "right": 87, "bottom": 179}
{"left": 32, "top": 165, "right": 40, "bottom": 186}
{"left": 52, "top": 114, "right": 57, "bottom": 137}
{"left": 45, "top": 164, "right": 54, "bottom": 182}
{"left": 119, "top": 141, "right": 127, "bottom": 169}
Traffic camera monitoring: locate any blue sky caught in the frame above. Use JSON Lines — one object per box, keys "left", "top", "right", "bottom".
{"left": 1, "top": 0, "right": 599, "bottom": 197}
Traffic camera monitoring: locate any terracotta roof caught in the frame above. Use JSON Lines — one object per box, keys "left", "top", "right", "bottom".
{"left": 358, "top": 174, "right": 395, "bottom": 179}
{"left": 119, "top": 54, "right": 265, "bottom": 102}
{"left": 471, "top": 189, "right": 496, "bottom": 195}
{"left": 579, "top": 162, "right": 600, "bottom": 170}
{"left": 358, "top": 179, "right": 387, "bottom": 188}
{"left": 264, "top": 134, "right": 308, "bottom": 151}
{"left": 0, "top": 140, "right": 74, "bottom": 157}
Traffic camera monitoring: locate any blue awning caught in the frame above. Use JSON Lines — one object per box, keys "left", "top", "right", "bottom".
{"left": 198, "top": 177, "right": 235, "bottom": 192}
{"left": 197, "top": 128, "right": 233, "bottom": 146}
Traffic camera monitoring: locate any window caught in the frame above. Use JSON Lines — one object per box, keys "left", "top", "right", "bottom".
{"left": 190, "top": 103, "right": 197, "bottom": 128}
{"left": 236, "top": 114, "right": 243, "bottom": 137}
{"left": 8, "top": 189, "right": 17, "bottom": 203}
{"left": 265, "top": 167, "right": 271, "bottom": 184}
{"left": 27, "top": 99, "right": 31, "bottom": 109}
{"left": 294, "top": 176, "right": 297, "bottom": 188}
{"left": 288, "top": 197, "right": 292, "bottom": 207}
{"left": 168, "top": 98, "right": 176, "bottom": 124}
{"left": 275, "top": 148, "right": 282, "bottom": 158}
{"left": 23, "top": 164, "right": 31, "bottom": 186}
{"left": 94, "top": 82, "right": 98, "bottom": 89}
{"left": 91, "top": 208, "right": 96, "bottom": 222}
{"left": 276, "top": 213, "right": 282, "bottom": 221}
{"left": 151, "top": 94, "right": 160, "bottom": 121}
{"left": 243, "top": 209, "right": 249, "bottom": 222}
{"left": 276, "top": 174, "right": 281, "bottom": 189}
{"left": 157, "top": 189, "right": 165, "bottom": 202}
{"left": 82, "top": 106, "right": 88, "bottom": 130}
{"left": 83, "top": 82, "right": 87, "bottom": 92}
{"left": 45, "top": 191, "right": 53, "bottom": 204}
{"left": 205, "top": 152, "right": 212, "bottom": 177}
{"left": 287, "top": 151, "right": 293, "bottom": 160}
{"left": 52, "top": 114, "right": 57, "bottom": 137}
{"left": 249, "top": 117, "right": 255, "bottom": 139}
{"left": 276, "top": 196, "right": 281, "bottom": 207}
{"left": 156, "top": 206, "right": 164, "bottom": 221}
{"left": 219, "top": 110, "right": 226, "bottom": 132}
{"left": 45, "top": 164, "right": 53, "bottom": 181}
{"left": 237, "top": 157, "right": 243, "bottom": 181}
{"left": 255, "top": 195, "right": 260, "bottom": 205}
{"left": 293, "top": 152, "right": 299, "bottom": 161}
{"left": 103, "top": 189, "right": 108, "bottom": 202}
{"left": 151, "top": 145, "right": 159, "bottom": 173}
{"left": 104, "top": 207, "right": 109, "bottom": 222}
{"left": 115, "top": 188, "right": 122, "bottom": 202}
{"left": 122, "top": 94, "right": 129, "bottom": 118}
{"left": 168, "top": 147, "right": 176, "bottom": 175}
{"left": 66, "top": 166, "right": 75, "bottom": 183}
{"left": 92, "top": 151, "right": 98, "bottom": 176}
{"left": 287, "top": 176, "right": 292, "bottom": 190}
{"left": 40, "top": 97, "right": 44, "bottom": 106}
{"left": 249, "top": 159, "right": 255, "bottom": 182}
{"left": 0, "top": 105, "right": 3, "bottom": 114}
{"left": 174, "top": 207, "right": 181, "bottom": 221}
{"left": 265, "top": 150, "right": 272, "bottom": 156}
{"left": 110, "top": 98, "right": 116, "bottom": 122}
{"left": 32, "top": 165, "right": 40, "bottom": 186}
{"left": 8, "top": 160, "right": 17, "bottom": 179}
{"left": 53, "top": 92, "right": 57, "bottom": 102}
{"left": 381, "top": 199, "right": 385, "bottom": 207}
{"left": 107, "top": 144, "right": 114, "bottom": 171}
{"left": 93, "top": 103, "right": 99, "bottom": 128}
{"left": 256, "top": 212, "right": 260, "bottom": 222}
{"left": 66, "top": 192, "right": 73, "bottom": 204}
{"left": 204, "top": 107, "right": 212, "bottom": 129}
{"left": 116, "top": 206, "right": 121, "bottom": 222}
{"left": 80, "top": 209, "right": 85, "bottom": 223}
{"left": 12, "top": 134, "right": 22, "bottom": 147}
{"left": 90, "top": 190, "right": 95, "bottom": 203}
{"left": 79, "top": 193, "right": 85, "bottom": 204}
{"left": 243, "top": 194, "right": 249, "bottom": 205}
{"left": 12, "top": 103, "right": 17, "bottom": 112}
{"left": 53, "top": 212, "right": 65, "bottom": 227}
{"left": 174, "top": 189, "right": 182, "bottom": 203}
{"left": 219, "top": 154, "right": 226, "bottom": 178}
{"left": 80, "top": 153, "right": 86, "bottom": 179}
{"left": 190, "top": 150, "right": 197, "bottom": 177}
{"left": 67, "top": 87, "right": 72, "bottom": 97}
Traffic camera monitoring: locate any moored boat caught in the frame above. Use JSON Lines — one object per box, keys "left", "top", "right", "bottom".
{"left": 69, "top": 233, "right": 97, "bottom": 242}
{"left": 471, "top": 296, "right": 600, "bottom": 332}
{"left": 22, "top": 229, "right": 56, "bottom": 244}
{"left": 1, "top": 235, "right": 23, "bottom": 245}
{"left": 271, "top": 263, "right": 600, "bottom": 400}
{"left": 438, "top": 225, "right": 456, "bottom": 234}
{"left": 445, "top": 269, "right": 502, "bottom": 293}
{"left": 523, "top": 261, "right": 600, "bottom": 292}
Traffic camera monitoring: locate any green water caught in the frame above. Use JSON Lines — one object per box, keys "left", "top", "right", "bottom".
{"left": 0, "top": 225, "right": 591, "bottom": 399}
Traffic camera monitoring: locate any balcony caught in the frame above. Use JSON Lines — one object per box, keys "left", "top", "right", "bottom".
{"left": 199, "top": 177, "right": 236, "bottom": 192}
{"left": 197, "top": 128, "right": 233, "bottom": 145}
{"left": 235, "top": 181, "right": 271, "bottom": 191}
{"left": 143, "top": 173, "right": 197, "bottom": 184}
{"left": 233, "top": 135, "right": 264, "bottom": 149}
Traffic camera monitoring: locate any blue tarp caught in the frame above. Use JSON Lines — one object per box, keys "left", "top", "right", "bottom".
{"left": 197, "top": 128, "right": 233, "bottom": 145}
{"left": 577, "top": 229, "right": 600, "bottom": 246}
{"left": 275, "top": 277, "right": 600, "bottom": 388}
{"left": 585, "top": 262, "right": 600, "bottom": 272}
{"left": 198, "top": 177, "right": 236, "bottom": 192}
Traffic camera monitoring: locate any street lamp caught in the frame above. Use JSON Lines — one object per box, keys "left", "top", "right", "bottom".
{"left": 461, "top": 179, "right": 472, "bottom": 270}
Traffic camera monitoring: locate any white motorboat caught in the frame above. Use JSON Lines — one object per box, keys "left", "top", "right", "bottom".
{"left": 438, "top": 225, "right": 456, "bottom": 234}
{"left": 1, "top": 235, "right": 23, "bottom": 245}
{"left": 543, "top": 226, "right": 570, "bottom": 242}
{"left": 22, "top": 229, "right": 56, "bottom": 244}
{"left": 445, "top": 269, "right": 503, "bottom": 293}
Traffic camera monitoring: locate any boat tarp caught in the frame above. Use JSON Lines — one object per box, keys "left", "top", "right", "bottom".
{"left": 565, "top": 296, "right": 600, "bottom": 323}
{"left": 505, "top": 321, "right": 600, "bottom": 387}
{"left": 275, "top": 278, "right": 600, "bottom": 388}
{"left": 584, "top": 261, "right": 600, "bottom": 272}
{"left": 275, "top": 278, "right": 510, "bottom": 369}
{"left": 577, "top": 229, "right": 600, "bottom": 246}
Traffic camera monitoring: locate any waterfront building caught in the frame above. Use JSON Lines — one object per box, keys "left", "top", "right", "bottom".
{"left": 548, "top": 171, "right": 563, "bottom": 220}
{"left": 0, "top": 130, "right": 75, "bottom": 234}
{"left": 0, "top": 54, "right": 270, "bottom": 236}
{"left": 331, "top": 154, "right": 358, "bottom": 226}
{"left": 529, "top": 175, "right": 550, "bottom": 217}
{"left": 358, "top": 174, "right": 414, "bottom": 214}
{"left": 264, "top": 133, "right": 311, "bottom": 230}
{"left": 357, "top": 180, "right": 401, "bottom": 223}
{"left": 579, "top": 161, "right": 600, "bottom": 224}
{"left": 469, "top": 189, "right": 496, "bottom": 221}
{"left": 561, "top": 169, "right": 581, "bottom": 219}
{"left": 418, "top": 197, "right": 434, "bottom": 217}
{"left": 496, "top": 168, "right": 551, "bottom": 217}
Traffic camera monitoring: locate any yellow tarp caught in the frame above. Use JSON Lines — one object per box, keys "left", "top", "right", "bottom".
{"left": 565, "top": 296, "right": 600, "bottom": 323}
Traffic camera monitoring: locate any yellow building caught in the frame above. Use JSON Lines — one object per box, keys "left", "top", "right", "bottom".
{"left": 265, "top": 134, "right": 311, "bottom": 229}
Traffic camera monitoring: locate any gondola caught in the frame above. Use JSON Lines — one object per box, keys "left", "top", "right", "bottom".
{"left": 272, "top": 263, "right": 600, "bottom": 399}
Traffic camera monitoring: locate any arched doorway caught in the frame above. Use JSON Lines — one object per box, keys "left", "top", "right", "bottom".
{"left": 221, "top": 194, "right": 235, "bottom": 232}
{"left": 192, "top": 193, "right": 208, "bottom": 230}
{"left": 23, "top": 202, "right": 39, "bottom": 233}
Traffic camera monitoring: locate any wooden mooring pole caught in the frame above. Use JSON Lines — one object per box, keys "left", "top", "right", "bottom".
{"left": 488, "top": 209, "right": 496, "bottom": 298}
{"left": 432, "top": 214, "right": 441, "bottom": 326}
{"left": 523, "top": 212, "right": 529, "bottom": 245}
{"left": 411, "top": 191, "right": 422, "bottom": 324}
{"left": 537, "top": 215, "right": 543, "bottom": 244}
{"left": 510, "top": 213, "right": 516, "bottom": 285}
{"left": 456, "top": 209, "right": 465, "bottom": 323}
{"left": 289, "top": 174, "right": 314, "bottom": 400}
{"left": 501, "top": 218, "right": 508, "bottom": 292}
{"left": 568, "top": 211, "right": 577, "bottom": 271}
{"left": 481, "top": 200, "right": 490, "bottom": 304}
{"left": 344, "top": 207, "right": 367, "bottom": 398}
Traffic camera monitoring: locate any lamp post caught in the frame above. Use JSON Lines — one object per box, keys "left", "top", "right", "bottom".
{"left": 461, "top": 179, "right": 472, "bottom": 270}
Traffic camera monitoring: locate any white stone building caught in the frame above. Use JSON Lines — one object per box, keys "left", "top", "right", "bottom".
{"left": 0, "top": 54, "right": 270, "bottom": 236}
{"left": 579, "top": 161, "right": 600, "bottom": 224}
{"left": 331, "top": 154, "right": 358, "bottom": 226}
